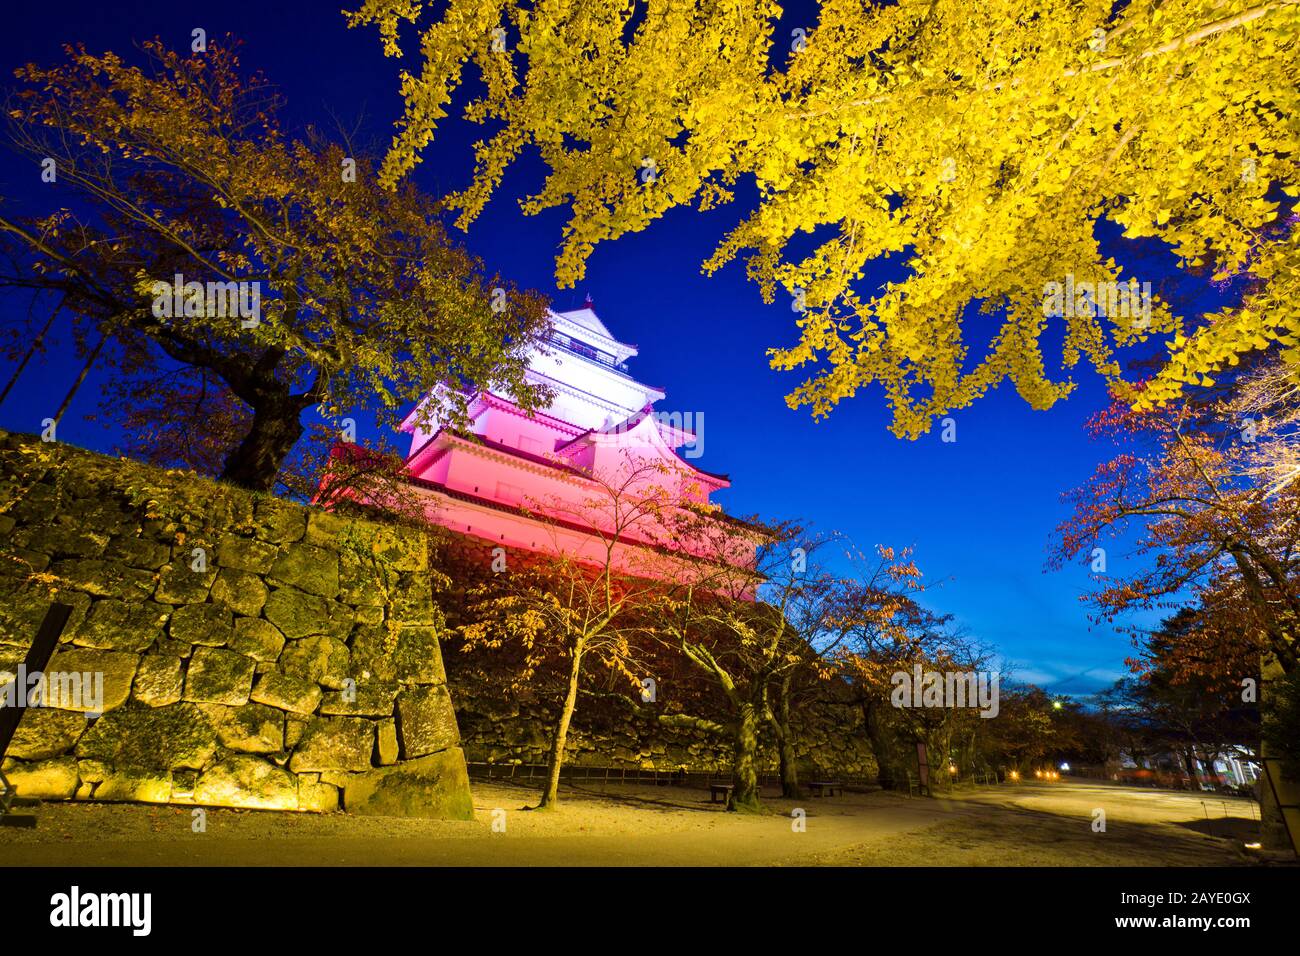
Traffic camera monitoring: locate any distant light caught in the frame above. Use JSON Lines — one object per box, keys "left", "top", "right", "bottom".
{"left": 1052, "top": 700, "right": 1063, "bottom": 710}
{"left": 1060, "top": 762, "right": 1071, "bottom": 772}
{"left": 1245, "top": 842, "right": 1263, "bottom": 850}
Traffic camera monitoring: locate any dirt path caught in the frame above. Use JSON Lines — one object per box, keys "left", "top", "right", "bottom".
{"left": 0, "top": 780, "right": 1261, "bottom": 866}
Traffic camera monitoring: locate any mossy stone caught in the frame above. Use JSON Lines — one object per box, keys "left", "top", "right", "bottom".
{"left": 229, "top": 617, "right": 285, "bottom": 662}
{"left": 250, "top": 672, "right": 321, "bottom": 715}
{"left": 169, "top": 602, "right": 234, "bottom": 648}
{"left": 95, "top": 769, "right": 173, "bottom": 803}
{"left": 393, "top": 626, "right": 447, "bottom": 685}
{"left": 263, "top": 586, "right": 332, "bottom": 639}
{"left": 194, "top": 755, "right": 298, "bottom": 810}
{"left": 269, "top": 543, "right": 339, "bottom": 599}
{"left": 44, "top": 647, "right": 139, "bottom": 713}
{"left": 211, "top": 568, "right": 268, "bottom": 616}
{"left": 198, "top": 702, "right": 284, "bottom": 754}
{"left": 132, "top": 653, "right": 184, "bottom": 707}
{"left": 51, "top": 558, "right": 155, "bottom": 601}
{"left": 76, "top": 702, "right": 217, "bottom": 770}
{"left": 216, "top": 534, "right": 277, "bottom": 574}
{"left": 279, "top": 635, "right": 350, "bottom": 689}
{"left": 183, "top": 646, "right": 255, "bottom": 705}
{"left": 1, "top": 756, "right": 79, "bottom": 799}
{"left": 6, "top": 708, "right": 88, "bottom": 760}
{"left": 342, "top": 748, "right": 473, "bottom": 820}
{"left": 396, "top": 685, "right": 460, "bottom": 758}
{"left": 73, "top": 599, "right": 169, "bottom": 652}
{"left": 154, "top": 562, "right": 217, "bottom": 604}
{"left": 289, "top": 716, "right": 374, "bottom": 772}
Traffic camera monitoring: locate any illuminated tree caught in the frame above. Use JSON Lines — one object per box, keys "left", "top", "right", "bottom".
{"left": 459, "top": 454, "right": 686, "bottom": 810}
{"left": 825, "top": 547, "right": 957, "bottom": 787}
{"left": 1052, "top": 384, "right": 1300, "bottom": 677}
{"left": 645, "top": 520, "right": 827, "bottom": 810}
{"left": 0, "top": 39, "right": 549, "bottom": 490}
{"left": 349, "top": 0, "right": 1300, "bottom": 436}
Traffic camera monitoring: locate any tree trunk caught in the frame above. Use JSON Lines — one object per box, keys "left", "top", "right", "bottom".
{"left": 1258, "top": 651, "right": 1299, "bottom": 854}
{"left": 0, "top": 306, "right": 60, "bottom": 408}
{"left": 219, "top": 400, "right": 304, "bottom": 491}
{"left": 537, "top": 638, "right": 584, "bottom": 810}
{"left": 54, "top": 334, "right": 105, "bottom": 425}
{"left": 770, "top": 679, "right": 801, "bottom": 798}
{"left": 863, "top": 697, "right": 898, "bottom": 789}
{"left": 728, "top": 699, "right": 762, "bottom": 812}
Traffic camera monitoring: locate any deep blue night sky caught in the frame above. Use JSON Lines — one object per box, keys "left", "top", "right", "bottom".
{"left": 0, "top": 1, "right": 1234, "bottom": 694}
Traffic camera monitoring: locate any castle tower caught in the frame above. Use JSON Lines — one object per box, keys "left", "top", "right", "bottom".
{"left": 396, "top": 305, "right": 741, "bottom": 569}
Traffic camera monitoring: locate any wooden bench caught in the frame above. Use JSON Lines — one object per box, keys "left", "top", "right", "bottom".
{"left": 807, "top": 781, "right": 843, "bottom": 797}
{"left": 709, "top": 782, "right": 766, "bottom": 803}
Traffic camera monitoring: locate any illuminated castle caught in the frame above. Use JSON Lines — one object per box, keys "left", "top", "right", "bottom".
{"left": 397, "top": 303, "right": 750, "bottom": 572}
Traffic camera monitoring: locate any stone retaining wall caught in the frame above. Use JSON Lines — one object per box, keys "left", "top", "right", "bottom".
{"left": 0, "top": 430, "right": 472, "bottom": 818}
{"left": 455, "top": 688, "right": 877, "bottom": 778}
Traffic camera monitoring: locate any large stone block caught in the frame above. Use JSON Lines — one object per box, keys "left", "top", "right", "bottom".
{"left": 110, "top": 536, "right": 171, "bottom": 571}
{"left": 253, "top": 498, "right": 306, "bottom": 545}
{"left": 94, "top": 768, "right": 173, "bottom": 803}
{"left": 304, "top": 510, "right": 350, "bottom": 548}
{"left": 132, "top": 654, "right": 184, "bottom": 707}
{"left": 289, "top": 716, "right": 374, "bottom": 772}
{"left": 168, "top": 602, "right": 233, "bottom": 647}
{"left": 198, "top": 702, "right": 284, "bottom": 754}
{"left": 5, "top": 708, "right": 89, "bottom": 759}
{"left": 1, "top": 756, "right": 79, "bottom": 800}
{"left": 371, "top": 526, "right": 427, "bottom": 572}
{"left": 342, "top": 748, "right": 473, "bottom": 820}
{"left": 298, "top": 779, "right": 340, "bottom": 812}
{"left": 390, "top": 576, "right": 435, "bottom": 622}
{"left": 216, "top": 534, "right": 277, "bottom": 574}
{"left": 72, "top": 599, "right": 169, "bottom": 652}
{"left": 153, "top": 562, "right": 217, "bottom": 604}
{"left": 211, "top": 568, "right": 268, "bottom": 616}
{"left": 393, "top": 626, "right": 447, "bottom": 685}
{"left": 349, "top": 624, "right": 398, "bottom": 684}
{"left": 194, "top": 755, "right": 298, "bottom": 810}
{"left": 269, "top": 543, "right": 339, "bottom": 599}
{"left": 263, "top": 587, "right": 332, "bottom": 639}
{"left": 76, "top": 702, "right": 217, "bottom": 771}
{"left": 249, "top": 672, "right": 321, "bottom": 715}
{"left": 183, "top": 647, "right": 255, "bottom": 705}
{"left": 320, "top": 682, "right": 398, "bottom": 718}
{"left": 33, "top": 522, "right": 110, "bottom": 559}
{"left": 51, "top": 558, "right": 155, "bottom": 601}
{"left": 279, "top": 635, "right": 350, "bottom": 689}
{"left": 376, "top": 719, "right": 399, "bottom": 766}
{"left": 338, "top": 555, "right": 390, "bottom": 608}
{"left": 44, "top": 647, "right": 138, "bottom": 713}
{"left": 229, "top": 617, "right": 285, "bottom": 662}
{"left": 396, "top": 685, "right": 460, "bottom": 759}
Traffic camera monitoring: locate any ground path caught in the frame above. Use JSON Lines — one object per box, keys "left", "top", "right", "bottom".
{"left": 0, "top": 779, "right": 1265, "bottom": 866}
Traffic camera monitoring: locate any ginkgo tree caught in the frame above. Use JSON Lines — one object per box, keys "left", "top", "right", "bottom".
{"left": 348, "top": 0, "right": 1299, "bottom": 437}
